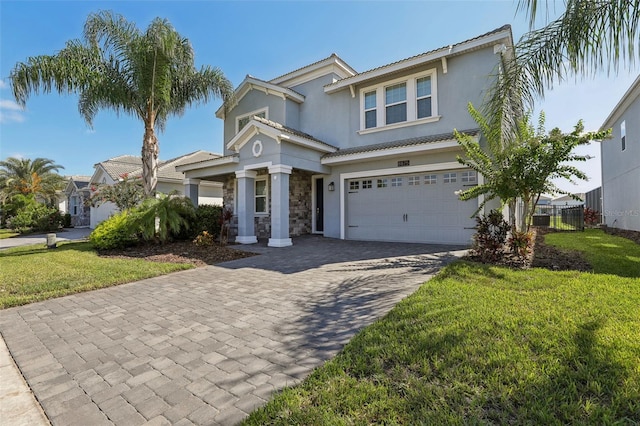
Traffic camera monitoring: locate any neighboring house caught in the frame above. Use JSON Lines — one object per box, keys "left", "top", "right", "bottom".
{"left": 178, "top": 25, "right": 513, "bottom": 247}
{"left": 89, "top": 151, "right": 223, "bottom": 228}
{"left": 536, "top": 195, "right": 552, "bottom": 206}
{"left": 550, "top": 194, "right": 585, "bottom": 207}
{"left": 599, "top": 74, "right": 640, "bottom": 232}
{"left": 64, "top": 176, "right": 92, "bottom": 227}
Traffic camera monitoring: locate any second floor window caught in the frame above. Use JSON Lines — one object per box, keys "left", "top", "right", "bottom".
{"left": 359, "top": 69, "right": 437, "bottom": 132}
{"left": 385, "top": 83, "right": 407, "bottom": 125}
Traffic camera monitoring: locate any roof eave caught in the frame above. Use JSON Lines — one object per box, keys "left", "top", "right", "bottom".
{"left": 324, "top": 28, "right": 512, "bottom": 94}
{"left": 599, "top": 74, "right": 640, "bottom": 132}
{"left": 322, "top": 139, "right": 465, "bottom": 165}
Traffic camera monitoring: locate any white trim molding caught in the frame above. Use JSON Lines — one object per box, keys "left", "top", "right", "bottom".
{"left": 236, "top": 235, "right": 258, "bottom": 244}
{"left": 268, "top": 238, "right": 293, "bottom": 247}
{"left": 235, "top": 169, "right": 258, "bottom": 179}
{"left": 339, "top": 162, "right": 471, "bottom": 239}
{"left": 176, "top": 155, "right": 238, "bottom": 172}
{"left": 268, "top": 164, "right": 293, "bottom": 175}
{"left": 183, "top": 178, "right": 201, "bottom": 185}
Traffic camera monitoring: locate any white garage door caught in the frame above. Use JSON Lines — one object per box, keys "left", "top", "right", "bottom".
{"left": 346, "top": 170, "right": 477, "bottom": 245}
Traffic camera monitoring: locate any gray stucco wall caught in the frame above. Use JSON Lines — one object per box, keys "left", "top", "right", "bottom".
{"left": 601, "top": 95, "right": 640, "bottom": 231}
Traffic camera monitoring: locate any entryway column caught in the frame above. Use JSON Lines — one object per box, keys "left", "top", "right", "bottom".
{"left": 268, "top": 164, "right": 293, "bottom": 247}
{"left": 183, "top": 178, "right": 200, "bottom": 206}
{"left": 235, "top": 170, "right": 258, "bottom": 244}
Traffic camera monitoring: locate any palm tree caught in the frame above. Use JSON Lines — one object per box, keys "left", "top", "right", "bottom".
{"left": 487, "top": 0, "right": 639, "bottom": 141}
{"left": 9, "top": 11, "right": 234, "bottom": 196}
{"left": 0, "top": 157, "right": 66, "bottom": 204}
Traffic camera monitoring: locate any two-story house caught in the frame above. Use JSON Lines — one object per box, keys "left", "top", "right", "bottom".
{"left": 599, "top": 74, "right": 640, "bottom": 232}
{"left": 178, "top": 25, "right": 513, "bottom": 247}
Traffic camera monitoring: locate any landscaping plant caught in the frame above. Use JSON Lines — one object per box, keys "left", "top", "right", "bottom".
{"left": 472, "top": 209, "right": 510, "bottom": 261}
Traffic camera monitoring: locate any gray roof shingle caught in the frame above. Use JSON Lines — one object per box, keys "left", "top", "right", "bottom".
{"left": 252, "top": 116, "right": 338, "bottom": 150}
{"left": 323, "top": 129, "right": 479, "bottom": 158}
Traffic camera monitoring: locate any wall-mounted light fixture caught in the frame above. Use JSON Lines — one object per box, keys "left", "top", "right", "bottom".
{"left": 328, "top": 182, "right": 335, "bottom": 191}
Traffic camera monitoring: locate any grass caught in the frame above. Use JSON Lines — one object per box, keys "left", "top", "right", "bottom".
{"left": 0, "top": 242, "right": 193, "bottom": 309}
{"left": 0, "top": 229, "right": 19, "bottom": 239}
{"left": 244, "top": 229, "right": 640, "bottom": 425}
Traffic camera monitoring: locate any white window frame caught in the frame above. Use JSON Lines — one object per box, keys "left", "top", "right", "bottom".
{"left": 424, "top": 174, "right": 437, "bottom": 185}
{"left": 254, "top": 178, "right": 268, "bottom": 215}
{"left": 391, "top": 177, "right": 403, "bottom": 187}
{"left": 362, "top": 179, "right": 373, "bottom": 189}
{"left": 363, "top": 91, "right": 377, "bottom": 129}
{"left": 349, "top": 181, "right": 360, "bottom": 190}
{"left": 359, "top": 68, "right": 438, "bottom": 134}
{"left": 444, "top": 172, "right": 457, "bottom": 183}
{"left": 408, "top": 176, "right": 420, "bottom": 186}
{"left": 461, "top": 171, "right": 477, "bottom": 183}
{"left": 236, "top": 107, "right": 269, "bottom": 134}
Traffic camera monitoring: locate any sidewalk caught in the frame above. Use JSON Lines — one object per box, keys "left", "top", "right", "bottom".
{"left": 0, "top": 334, "right": 49, "bottom": 425}
{"left": 0, "top": 228, "right": 92, "bottom": 250}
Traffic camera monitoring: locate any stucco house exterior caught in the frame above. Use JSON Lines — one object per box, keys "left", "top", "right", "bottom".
{"left": 599, "top": 74, "right": 640, "bottom": 232}
{"left": 178, "top": 25, "right": 513, "bottom": 247}
{"left": 90, "top": 151, "right": 223, "bottom": 228}
{"left": 64, "top": 175, "right": 92, "bottom": 227}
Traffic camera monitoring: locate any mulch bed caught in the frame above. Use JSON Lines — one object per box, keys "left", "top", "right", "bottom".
{"left": 97, "top": 240, "right": 256, "bottom": 267}
{"left": 464, "top": 227, "right": 592, "bottom": 272}
{"left": 602, "top": 226, "right": 640, "bottom": 245}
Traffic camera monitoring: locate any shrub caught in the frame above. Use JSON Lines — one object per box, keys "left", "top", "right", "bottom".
{"left": 63, "top": 213, "right": 72, "bottom": 228}
{"left": 508, "top": 230, "right": 534, "bottom": 258}
{"left": 8, "top": 203, "right": 63, "bottom": 233}
{"left": 135, "top": 193, "right": 195, "bottom": 243}
{"left": 89, "top": 210, "right": 139, "bottom": 250}
{"left": 472, "top": 210, "right": 510, "bottom": 261}
{"left": 187, "top": 204, "right": 223, "bottom": 239}
{"left": 584, "top": 207, "right": 600, "bottom": 226}
{"left": 193, "top": 231, "right": 214, "bottom": 247}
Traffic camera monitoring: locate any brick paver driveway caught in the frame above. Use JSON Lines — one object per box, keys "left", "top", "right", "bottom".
{"left": 0, "top": 236, "right": 466, "bottom": 425}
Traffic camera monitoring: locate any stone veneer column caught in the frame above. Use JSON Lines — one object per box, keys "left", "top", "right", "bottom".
{"left": 183, "top": 178, "right": 200, "bottom": 206}
{"left": 268, "top": 164, "right": 293, "bottom": 247}
{"left": 235, "top": 170, "right": 258, "bottom": 244}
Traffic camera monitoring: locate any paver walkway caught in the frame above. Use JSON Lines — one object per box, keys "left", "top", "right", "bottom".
{"left": 0, "top": 236, "right": 466, "bottom": 425}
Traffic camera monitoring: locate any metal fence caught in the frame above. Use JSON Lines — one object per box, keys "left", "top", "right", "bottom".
{"left": 531, "top": 205, "right": 585, "bottom": 231}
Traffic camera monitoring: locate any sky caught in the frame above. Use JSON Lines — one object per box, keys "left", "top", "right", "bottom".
{"left": 0, "top": 0, "right": 638, "bottom": 195}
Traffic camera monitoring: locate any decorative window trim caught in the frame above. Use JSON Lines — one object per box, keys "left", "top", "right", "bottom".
{"left": 254, "top": 178, "right": 268, "bottom": 215}
{"left": 236, "top": 107, "right": 269, "bottom": 134}
{"left": 461, "top": 171, "right": 477, "bottom": 183}
{"left": 444, "top": 172, "right": 457, "bottom": 183}
{"left": 359, "top": 68, "right": 438, "bottom": 133}
{"left": 391, "top": 177, "right": 403, "bottom": 187}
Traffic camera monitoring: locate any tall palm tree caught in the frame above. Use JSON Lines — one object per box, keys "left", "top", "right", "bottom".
{"left": 487, "top": 0, "right": 639, "bottom": 142}
{"left": 9, "top": 11, "right": 234, "bottom": 196}
{"left": 0, "top": 157, "right": 66, "bottom": 204}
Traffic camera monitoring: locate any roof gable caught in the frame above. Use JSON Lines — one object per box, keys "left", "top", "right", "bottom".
{"left": 215, "top": 76, "right": 305, "bottom": 119}
{"left": 226, "top": 116, "right": 337, "bottom": 154}
{"left": 269, "top": 53, "right": 357, "bottom": 87}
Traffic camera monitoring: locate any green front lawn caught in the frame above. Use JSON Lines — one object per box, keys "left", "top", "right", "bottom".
{"left": 0, "top": 229, "right": 19, "bottom": 239}
{"left": 245, "top": 229, "right": 640, "bottom": 424}
{"left": 0, "top": 242, "right": 193, "bottom": 308}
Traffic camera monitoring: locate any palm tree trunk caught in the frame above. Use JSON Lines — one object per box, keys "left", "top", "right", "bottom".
{"left": 142, "top": 126, "right": 159, "bottom": 197}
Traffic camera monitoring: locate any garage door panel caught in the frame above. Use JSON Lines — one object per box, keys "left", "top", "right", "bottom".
{"left": 346, "top": 171, "right": 477, "bottom": 245}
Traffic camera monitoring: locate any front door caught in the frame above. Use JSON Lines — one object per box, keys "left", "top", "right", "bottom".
{"left": 315, "top": 178, "right": 324, "bottom": 233}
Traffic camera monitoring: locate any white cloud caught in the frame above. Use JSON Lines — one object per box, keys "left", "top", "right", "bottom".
{"left": 0, "top": 99, "right": 26, "bottom": 123}
{"left": 0, "top": 99, "right": 23, "bottom": 111}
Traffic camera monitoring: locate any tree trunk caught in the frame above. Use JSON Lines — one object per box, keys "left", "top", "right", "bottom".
{"left": 141, "top": 126, "right": 159, "bottom": 197}
{"left": 508, "top": 199, "right": 516, "bottom": 232}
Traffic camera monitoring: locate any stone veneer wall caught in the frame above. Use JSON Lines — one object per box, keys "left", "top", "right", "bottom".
{"left": 222, "top": 169, "right": 312, "bottom": 240}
